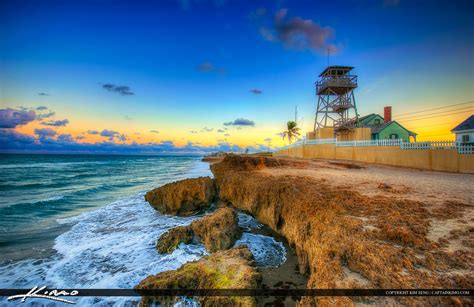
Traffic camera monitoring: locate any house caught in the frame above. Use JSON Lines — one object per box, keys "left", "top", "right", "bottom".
{"left": 355, "top": 107, "right": 417, "bottom": 142}
{"left": 451, "top": 115, "right": 474, "bottom": 144}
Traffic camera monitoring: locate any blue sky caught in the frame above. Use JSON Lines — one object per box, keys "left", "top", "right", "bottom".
{"left": 1, "top": 0, "right": 473, "bottom": 154}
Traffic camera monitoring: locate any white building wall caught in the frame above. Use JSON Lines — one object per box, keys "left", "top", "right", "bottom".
{"left": 454, "top": 130, "right": 474, "bottom": 143}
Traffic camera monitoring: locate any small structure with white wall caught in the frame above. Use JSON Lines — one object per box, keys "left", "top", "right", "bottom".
{"left": 452, "top": 115, "right": 474, "bottom": 144}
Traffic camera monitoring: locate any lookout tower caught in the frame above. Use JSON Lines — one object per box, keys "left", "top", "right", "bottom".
{"left": 314, "top": 66, "right": 359, "bottom": 134}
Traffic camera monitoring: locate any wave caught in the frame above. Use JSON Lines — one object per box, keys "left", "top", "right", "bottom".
{"left": 0, "top": 159, "right": 287, "bottom": 305}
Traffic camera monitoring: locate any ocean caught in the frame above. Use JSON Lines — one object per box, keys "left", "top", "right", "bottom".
{"left": 0, "top": 154, "right": 286, "bottom": 305}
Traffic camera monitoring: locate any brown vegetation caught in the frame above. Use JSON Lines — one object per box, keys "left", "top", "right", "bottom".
{"left": 210, "top": 155, "right": 473, "bottom": 305}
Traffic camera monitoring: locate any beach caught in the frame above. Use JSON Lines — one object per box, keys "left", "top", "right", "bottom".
{"left": 0, "top": 155, "right": 292, "bottom": 305}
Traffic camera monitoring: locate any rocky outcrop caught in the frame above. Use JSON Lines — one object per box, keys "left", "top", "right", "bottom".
{"left": 190, "top": 207, "right": 241, "bottom": 253}
{"left": 156, "top": 207, "right": 241, "bottom": 254}
{"left": 145, "top": 177, "right": 216, "bottom": 216}
{"left": 210, "top": 155, "right": 472, "bottom": 305}
{"left": 156, "top": 226, "right": 193, "bottom": 254}
{"left": 136, "top": 246, "right": 261, "bottom": 306}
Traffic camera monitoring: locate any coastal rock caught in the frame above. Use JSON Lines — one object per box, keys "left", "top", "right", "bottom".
{"left": 156, "top": 226, "right": 193, "bottom": 254}
{"left": 190, "top": 207, "right": 242, "bottom": 253}
{"left": 136, "top": 246, "right": 261, "bottom": 306}
{"left": 210, "top": 155, "right": 471, "bottom": 305}
{"left": 156, "top": 208, "right": 242, "bottom": 254}
{"left": 145, "top": 177, "right": 216, "bottom": 216}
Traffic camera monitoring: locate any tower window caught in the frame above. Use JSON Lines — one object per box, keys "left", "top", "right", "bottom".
{"left": 374, "top": 119, "right": 381, "bottom": 125}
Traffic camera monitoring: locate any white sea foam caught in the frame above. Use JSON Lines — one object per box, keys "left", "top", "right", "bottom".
{"left": 237, "top": 212, "right": 263, "bottom": 230}
{"left": 235, "top": 233, "right": 287, "bottom": 267}
{"left": 0, "top": 160, "right": 287, "bottom": 306}
{"left": 0, "top": 193, "right": 207, "bottom": 306}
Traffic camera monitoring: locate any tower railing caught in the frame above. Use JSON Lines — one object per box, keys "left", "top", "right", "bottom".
{"left": 316, "top": 75, "right": 357, "bottom": 94}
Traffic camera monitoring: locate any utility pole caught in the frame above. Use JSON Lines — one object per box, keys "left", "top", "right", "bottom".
{"left": 295, "top": 105, "right": 298, "bottom": 123}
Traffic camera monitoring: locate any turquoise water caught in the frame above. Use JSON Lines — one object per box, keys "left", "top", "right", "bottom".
{"left": 0, "top": 154, "right": 286, "bottom": 305}
{"left": 0, "top": 154, "right": 207, "bottom": 262}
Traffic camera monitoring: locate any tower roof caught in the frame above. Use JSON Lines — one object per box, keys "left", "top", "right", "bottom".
{"left": 319, "top": 65, "right": 354, "bottom": 77}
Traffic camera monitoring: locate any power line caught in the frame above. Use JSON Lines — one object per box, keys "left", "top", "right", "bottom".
{"left": 403, "top": 121, "right": 460, "bottom": 129}
{"left": 396, "top": 106, "right": 473, "bottom": 120}
{"left": 398, "top": 109, "right": 473, "bottom": 122}
{"left": 417, "top": 133, "right": 453, "bottom": 138}
{"left": 393, "top": 101, "right": 474, "bottom": 118}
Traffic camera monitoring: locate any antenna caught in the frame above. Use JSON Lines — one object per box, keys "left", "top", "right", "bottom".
{"left": 327, "top": 48, "right": 330, "bottom": 66}
{"left": 295, "top": 105, "right": 298, "bottom": 123}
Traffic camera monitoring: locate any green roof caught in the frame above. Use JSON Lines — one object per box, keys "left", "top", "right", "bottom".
{"left": 371, "top": 121, "right": 417, "bottom": 136}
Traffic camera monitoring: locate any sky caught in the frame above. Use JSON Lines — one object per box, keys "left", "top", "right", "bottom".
{"left": 1, "top": 0, "right": 473, "bottom": 154}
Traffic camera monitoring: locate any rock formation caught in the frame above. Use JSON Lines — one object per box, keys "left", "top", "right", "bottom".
{"left": 190, "top": 207, "right": 241, "bottom": 253}
{"left": 145, "top": 176, "right": 216, "bottom": 216}
{"left": 210, "top": 155, "right": 472, "bottom": 305}
{"left": 136, "top": 246, "right": 261, "bottom": 306}
{"left": 156, "top": 207, "right": 241, "bottom": 254}
{"left": 156, "top": 226, "right": 193, "bottom": 254}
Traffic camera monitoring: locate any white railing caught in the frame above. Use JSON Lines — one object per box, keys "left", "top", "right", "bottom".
{"left": 336, "top": 139, "right": 402, "bottom": 147}
{"left": 274, "top": 139, "right": 474, "bottom": 154}
{"left": 458, "top": 144, "right": 474, "bottom": 154}
{"left": 305, "top": 138, "right": 337, "bottom": 145}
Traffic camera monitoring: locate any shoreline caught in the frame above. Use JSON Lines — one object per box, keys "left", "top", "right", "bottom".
{"left": 208, "top": 155, "right": 473, "bottom": 305}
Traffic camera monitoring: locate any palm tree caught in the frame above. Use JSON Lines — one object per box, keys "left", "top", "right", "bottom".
{"left": 281, "top": 121, "right": 301, "bottom": 144}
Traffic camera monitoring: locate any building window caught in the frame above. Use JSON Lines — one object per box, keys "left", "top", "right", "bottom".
{"left": 462, "top": 135, "right": 470, "bottom": 143}
{"left": 374, "top": 119, "right": 381, "bottom": 125}
{"left": 389, "top": 134, "right": 398, "bottom": 139}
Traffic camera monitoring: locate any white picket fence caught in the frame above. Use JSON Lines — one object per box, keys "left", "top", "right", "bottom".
{"left": 276, "top": 138, "right": 474, "bottom": 154}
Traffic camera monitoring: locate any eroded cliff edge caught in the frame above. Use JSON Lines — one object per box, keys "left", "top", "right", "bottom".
{"left": 210, "top": 155, "right": 473, "bottom": 305}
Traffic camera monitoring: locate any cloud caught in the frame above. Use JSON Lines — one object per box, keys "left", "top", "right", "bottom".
{"left": 102, "top": 83, "right": 134, "bottom": 96}
{"left": 260, "top": 9, "right": 336, "bottom": 53}
{"left": 0, "top": 129, "right": 266, "bottom": 155}
{"left": 87, "top": 130, "right": 99, "bottom": 135}
{"left": 124, "top": 115, "right": 132, "bottom": 120}
{"left": 94, "top": 129, "right": 128, "bottom": 142}
{"left": 189, "top": 130, "right": 198, "bottom": 134}
{"left": 196, "top": 62, "right": 226, "bottom": 75}
{"left": 250, "top": 88, "right": 263, "bottom": 95}
{"left": 38, "top": 93, "right": 50, "bottom": 96}
{"left": 57, "top": 134, "right": 75, "bottom": 143}
{"left": 34, "top": 128, "right": 56, "bottom": 140}
{"left": 264, "top": 137, "right": 272, "bottom": 142}
{"left": 150, "top": 130, "right": 160, "bottom": 133}
{"left": 217, "top": 129, "right": 225, "bottom": 133}
{"left": 41, "top": 119, "right": 69, "bottom": 127}
{"left": 200, "top": 127, "right": 214, "bottom": 132}
{"left": 36, "top": 111, "right": 55, "bottom": 120}
{"left": 224, "top": 133, "right": 230, "bottom": 136}
{"left": 36, "top": 106, "right": 48, "bottom": 110}
{"left": 100, "top": 129, "right": 120, "bottom": 141}
{"left": 0, "top": 108, "right": 36, "bottom": 128}
{"left": 223, "top": 118, "right": 255, "bottom": 127}
{"left": 76, "top": 135, "right": 85, "bottom": 140}
{"left": 0, "top": 129, "right": 35, "bottom": 145}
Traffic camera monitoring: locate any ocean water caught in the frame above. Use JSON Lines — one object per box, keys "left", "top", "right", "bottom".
{"left": 0, "top": 154, "right": 286, "bottom": 306}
